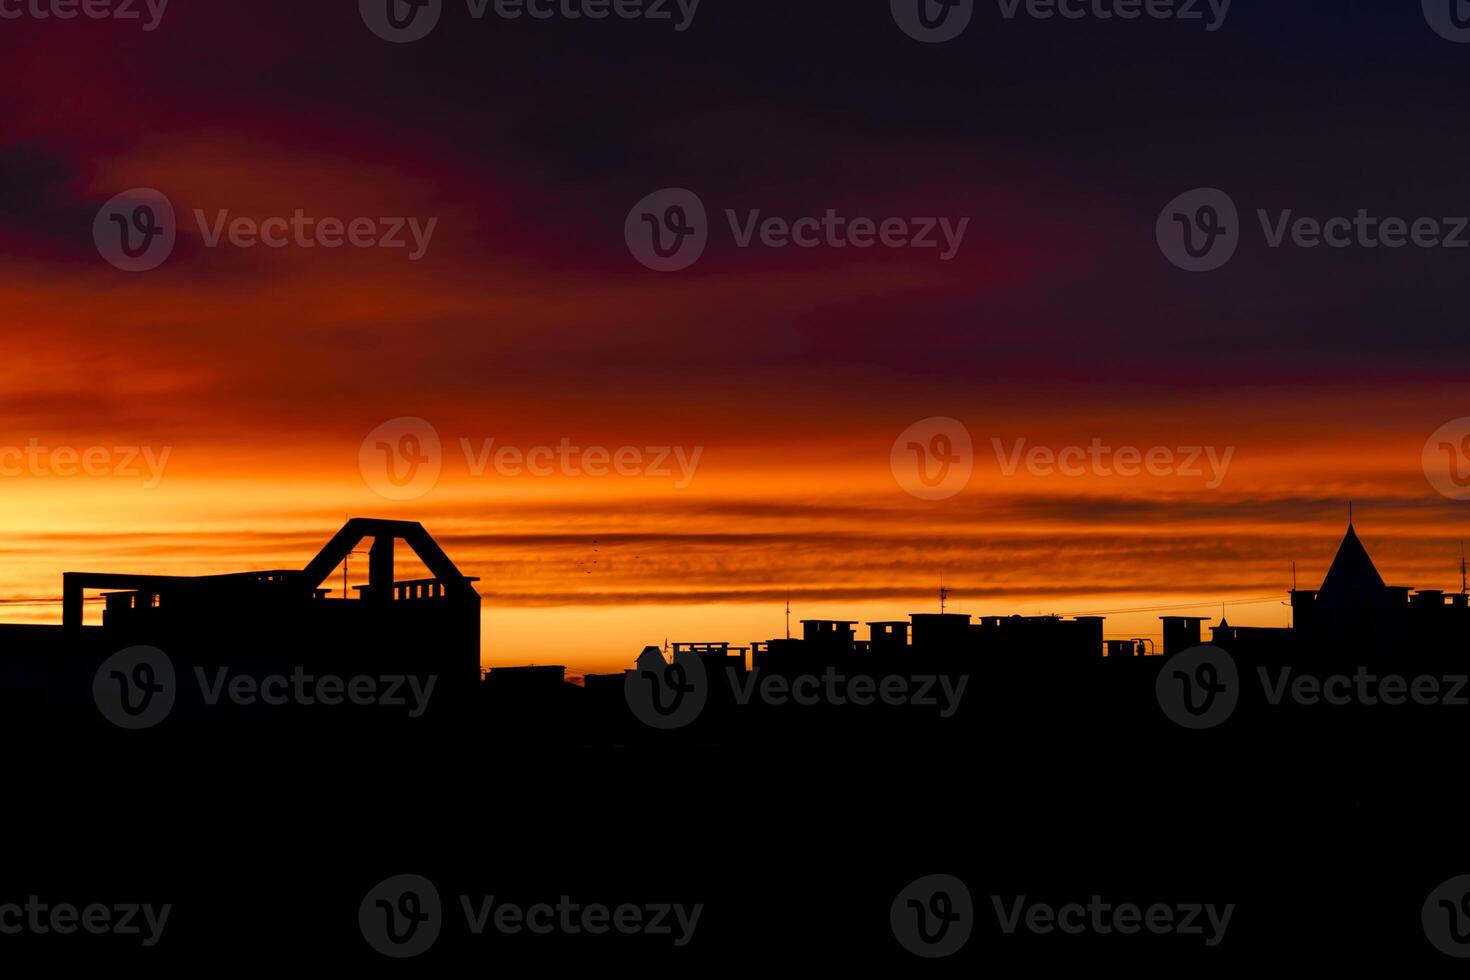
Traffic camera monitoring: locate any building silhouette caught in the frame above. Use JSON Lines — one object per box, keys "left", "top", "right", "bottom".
{"left": 1209, "top": 519, "right": 1470, "bottom": 661}
{"left": 580, "top": 517, "right": 1470, "bottom": 733}
{"left": 5, "top": 513, "right": 1468, "bottom": 737}
{"left": 1, "top": 518, "right": 481, "bottom": 726}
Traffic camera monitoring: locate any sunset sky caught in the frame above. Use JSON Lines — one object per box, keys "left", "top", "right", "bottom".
{"left": 2, "top": 2, "right": 1468, "bottom": 673}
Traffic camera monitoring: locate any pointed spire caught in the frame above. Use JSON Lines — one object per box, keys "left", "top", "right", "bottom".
{"left": 1317, "top": 519, "right": 1385, "bottom": 610}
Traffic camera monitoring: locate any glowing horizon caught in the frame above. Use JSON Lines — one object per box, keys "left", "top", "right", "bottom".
{"left": 3, "top": 4, "right": 1469, "bottom": 674}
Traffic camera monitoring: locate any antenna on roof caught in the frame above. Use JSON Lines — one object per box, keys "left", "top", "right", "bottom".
{"left": 1348, "top": 501, "right": 1354, "bottom": 525}
{"left": 939, "top": 573, "right": 950, "bottom": 615}
{"left": 1290, "top": 561, "right": 1297, "bottom": 629}
{"left": 1460, "top": 542, "right": 1466, "bottom": 596}
{"left": 785, "top": 590, "right": 791, "bottom": 640}
{"left": 342, "top": 547, "right": 366, "bottom": 600}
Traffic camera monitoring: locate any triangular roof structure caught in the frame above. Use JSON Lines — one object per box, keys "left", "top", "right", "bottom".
{"left": 1316, "top": 522, "right": 1386, "bottom": 611}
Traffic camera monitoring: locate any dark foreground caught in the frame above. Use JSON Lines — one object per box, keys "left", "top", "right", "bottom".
{"left": 6, "top": 646, "right": 1470, "bottom": 972}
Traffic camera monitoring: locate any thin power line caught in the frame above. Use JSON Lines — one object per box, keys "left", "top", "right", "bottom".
{"left": 1066, "top": 595, "right": 1286, "bottom": 617}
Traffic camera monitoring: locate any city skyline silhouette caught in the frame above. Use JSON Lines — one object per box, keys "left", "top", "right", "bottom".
{"left": 6, "top": 0, "right": 1470, "bottom": 968}
{"left": 5, "top": 508, "right": 1465, "bottom": 738}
